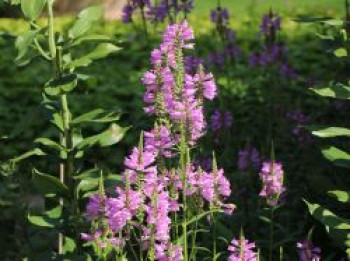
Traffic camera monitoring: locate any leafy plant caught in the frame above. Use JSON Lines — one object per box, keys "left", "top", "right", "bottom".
{"left": 4, "top": 0, "right": 127, "bottom": 258}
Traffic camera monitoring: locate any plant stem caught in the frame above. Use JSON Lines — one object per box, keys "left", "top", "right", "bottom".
{"left": 212, "top": 213, "right": 217, "bottom": 261}
{"left": 140, "top": 5, "right": 148, "bottom": 38}
{"left": 269, "top": 207, "right": 274, "bottom": 261}
{"left": 46, "top": 1, "right": 65, "bottom": 255}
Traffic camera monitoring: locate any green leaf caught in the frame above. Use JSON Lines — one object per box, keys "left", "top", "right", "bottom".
{"left": 66, "top": 43, "right": 121, "bottom": 69}
{"left": 46, "top": 205, "right": 63, "bottom": 219}
{"left": 309, "top": 126, "right": 350, "bottom": 138}
{"left": 28, "top": 214, "right": 58, "bottom": 228}
{"left": 311, "top": 83, "right": 350, "bottom": 99}
{"left": 21, "top": 0, "right": 46, "bottom": 21}
{"left": 304, "top": 200, "right": 350, "bottom": 230}
{"left": 76, "top": 124, "right": 128, "bottom": 150}
{"left": 293, "top": 17, "right": 332, "bottom": 23}
{"left": 77, "top": 5, "right": 103, "bottom": 21}
{"left": 44, "top": 74, "right": 78, "bottom": 96}
{"left": 68, "top": 5, "right": 103, "bottom": 39}
{"left": 63, "top": 236, "right": 76, "bottom": 254}
{"left": 35, "top": 137, "right": 66, "bottom": 152}
{"left": 15, "top": 30, "right": 37, "bottom": 61}
{"left": 72, "top": 109, "right": 121, "bottom": 125}
{"left": 11, "top": 148, "right": 46, "bottom": 163}
{"left": 70, "top": 34, "right": 114, "bottom": 47}
{"left": 32, "top": 169, "right": 69, "bottom": 197}
{"left": 324, "top": 19, "right": 344, "bottom": 26}
{"left": 328, "top": 190, "right": 350, "bottom": 203}
{"left": 334, "top": 48, "right": 347, "bottom": 57}
{"left": 322, "top": 146, "right": 350, "bottom": 168}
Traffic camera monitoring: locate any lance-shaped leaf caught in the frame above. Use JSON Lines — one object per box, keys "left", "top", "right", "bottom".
{"left": 15, "top": 30, "right": 37, "bottom": 61}
{"left": 72, "top": 109, "right": 121, "bottom": 125}
{"left": 68, "top": 5, "right": 103, "bottom": 39}
{"left": 11, "top": 148, "right": 46, "bottom": 163}
{"left": 76, "top": 123, "right": 128, "bottom": 150}
{"left": 35, "top": 137, "right": 66, "bottom": 152}
{"left": 32, "top": 169, "right": 69, "bottom": 198}
{"left": 328, "top": 190, "right": 350, "bottom": 203}
{"left": 28, "top": 205, "right": 62, "bottom": 228}
{"left": 28, "top": 214, "right": 58, "bottom": 228}
{"left": 309, "top": 126, "right": 350, "bottom": 138}
{"left": 322, "top": 146, "right": 350, "bottom": 168}
{"left": 44, "top": 74, "right": 78, "bottom": 96}
{"left": 304, "top": 200, "right": 350, "bottom": 230}
{"left": 66, "top": 43, "right": 121, "bottom": 69}
{"left": 311, "top": 83, "right": 350, "bottom": 100}
{"left": 21, "top": 0, "right": 46, "bottom": 21}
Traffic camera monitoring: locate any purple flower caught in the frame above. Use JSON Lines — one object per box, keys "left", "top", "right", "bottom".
{"left": 144, "top": 125, "right": 176, "bottom": 158}
{"left": 199, "top": 168, "right": 231, "bottom": 202}
{"left": 238, "top": 147, "right": 261, "bottom": 171}
{"left": 260, "top": 12, "right": 281, "bottom": 35}
{"left": 211, "top": 109, "right": 233, "bottom": 132}
{"left": 280, "top": 62, "right": 297, "bottom": 80}
{"left": 259, "top": 161, "right": 285, "bottom": 206}
{"left": 122, "top": 4, "right": 134, "bottom": 23}
{"left": 156, "top": 243, "right": 183, "bottom": 261}
{"left": 238, "top": 149, "right": 249, "bottom": 171}
{"left": 124, "top": 147, "right": 157, "bottom": 175}
{"left": 297, "top": 240, "right": 321, "bottom": 261}
{"left": 228, "top": 236, "right": 258, "bottom": 261}
{"left": 210, "top": 7, "right": 230, "bottom": 25}
{"left": 86, "top": 194, "right": 106, "bottom": 220}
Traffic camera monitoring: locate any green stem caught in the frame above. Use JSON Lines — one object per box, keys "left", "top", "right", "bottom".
{"left": 212, "top": 214, "right": 217, "bottom": 261}
{"left": 140, "top": 5, "right": 148, "bottom": 38}
{"left": 269, "top": 208, "right": 274, "bottom": 261}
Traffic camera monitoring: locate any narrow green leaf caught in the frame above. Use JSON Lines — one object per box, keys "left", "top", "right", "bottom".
{"left": 33, "top": 169, "right": 69, "bottom": 197}
{"left": 328, "top": 190, "right": 350, "bottom": 203}
{"left": 21, "top": 0, "right": 46, "bottom": 21}
{"left": 35, "top": 137, "right": 66, "bottom": 152}
{"left": 66, "top": 43, "right": 121, "bottom": 69}
{"left": 309, "top": 126, "right": 350, "bottom": 138}
{"left": 78, "top": 5, "right": 103, "bottom": 21}
{"left": 322, "top": 146, "right": 350, "bottom": 168}
{"left": 28, "top": 214, "right": 57, "bottom": 228}
{"left": 304, "top": 200, "right": 350, "bottom": 230}
{"left": 11, "top": 148, "right": 46, "bottom": 163}
{"left": 72, "top": 109, "right": 120, "bottom": 125}
{"left": 76, "top": 124, "right": 128, "bottom": 150}
{"left": 311, "top": 83, "right": 350, "bottom": 99}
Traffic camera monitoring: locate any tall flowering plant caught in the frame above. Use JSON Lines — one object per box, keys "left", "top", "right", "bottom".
{"left": 83, "top": 20, "right": 234, "bottom": 260}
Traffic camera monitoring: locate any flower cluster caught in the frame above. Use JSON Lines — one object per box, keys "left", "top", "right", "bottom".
{"left": 122, "top": 0, "right": 194, "bottom": 24}
{"left": 259, "top": 161, "right": 285, "bottom": 206}
{"left": 286, "top": 110, "right": 312, "bottom": 144}
{"left": 238, "top": 147, "right": 261, "bottom": 171}
{"left": 207, "top": 5, "right": 241, "bottom": 69}
{"left": 297, "top": 239, "right": 321, "bottom": 261}
{"left": 227, "top": 235, "right": 258, "bottom": 261}
{"left": 142, "top": 20, "right": 217, "bottom": 145}
{"left": 248, "top": 11, "right": 297, "bottom": 80}
{"left": 83, "top": 20, "right": 234, "bottom": 260}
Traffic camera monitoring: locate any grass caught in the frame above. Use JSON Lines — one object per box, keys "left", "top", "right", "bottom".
{"left": 194, "top": 0, "right": 345, "bottom": 18}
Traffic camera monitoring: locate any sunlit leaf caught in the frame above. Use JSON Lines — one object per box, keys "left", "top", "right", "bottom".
{"left": 21, "top": 0, "right": 46, "bottom": 21}
{"left": 304, "top": 200, "right": 350, "bottom": 230}
{"left": 322, "top": 146, "right": 350, "bottom": 168}
{"left": 328, "top": 190, "right": 350, "bottom": 203}
{"left": 309, "top": 126, "right": 350, "bottom": 138}
{"left": 32, "top": 169, "right": 69, "bottom": 197}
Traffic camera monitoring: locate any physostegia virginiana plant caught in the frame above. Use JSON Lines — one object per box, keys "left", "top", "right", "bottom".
{"left": 82, "top": 20, "right": 237, "bottom": 261}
